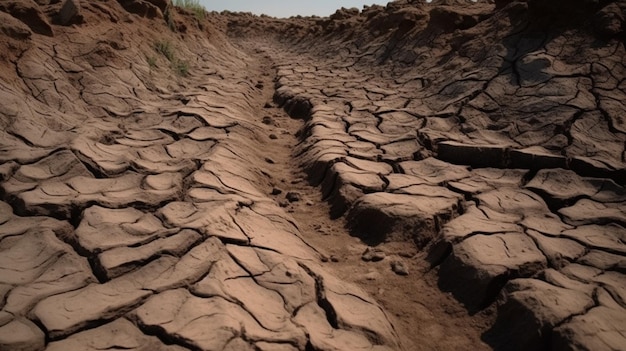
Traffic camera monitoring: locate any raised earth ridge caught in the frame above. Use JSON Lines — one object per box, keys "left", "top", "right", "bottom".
{"left": 0, "top": 0, "right": 625, "bottom": 350}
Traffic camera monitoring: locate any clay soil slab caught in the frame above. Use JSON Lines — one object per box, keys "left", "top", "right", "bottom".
{"left": 347, "top": 192, "right": 461, "bottom": 246}
{"left": 439, "top": 233, "right": 548, "bottom": 309}
{"left": 45, "top": 318, "right": 188, "bottom": 351}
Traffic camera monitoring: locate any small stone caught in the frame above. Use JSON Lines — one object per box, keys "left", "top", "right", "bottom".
{"left": 330, "top": 255, "right": 340, "bottom": 262}
{"left": 0, "top": 161, "right": 18, "bottom": 181}
{"left": 278, "top": 200, "right": 290, "bottom": 208}
{"left": 262, "top": 116, "right": 273, "bottom": 124}
{"left": 271, "top": 187, "right": 283, "bottom": 195}
{"left": 269, "top": 134, "right": 278, "bottom": 140}
{"left": 58, "top": 0, "right": 82, "bottom": 25}
{"left": 0, "top": 12, "right": 32, "bottom": 40}
{"left": 399, "top": 251, "right": 416, "bottom": 258}
{"left": 264, "top": 102, "right": 272, "bottom": 108}
{"left": 0, "top": 0, "right": 54, "bottom": 36}
{"left": 391, "top": 259, "right": 409, "bottom": 276}
{"left": 362, "top": 247, "right": 386, "bottom": 262}
{"left": 265, "top": 157, "right": 275, "bottom": 164}
{"left": 321, "top": 255, "right": 329, "bottom": 262}
{"left": 364, "top": 271, "right": 380, "bottom": 281}
{"left": 119, "top": 0, "right": 163, "bottom": 19}
{"left": 145, "top": 0, "right": 170, "bottom": 12}
{"left": 286, "top": 192, "right": 301, "bottom": 202}
{"left": 306, "top": 200, "right": 314, "bottom": 206}
{"left": 255, "top": 82, "right": 264, "bottom": 89}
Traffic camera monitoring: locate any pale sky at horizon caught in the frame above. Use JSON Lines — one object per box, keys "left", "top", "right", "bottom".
{"left": 198, "top": 1, "right": 386, "bottom": 18}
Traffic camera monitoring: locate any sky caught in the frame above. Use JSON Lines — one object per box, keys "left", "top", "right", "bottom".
{"left": 198, "top": 1, "right": 386, "bottom": 18}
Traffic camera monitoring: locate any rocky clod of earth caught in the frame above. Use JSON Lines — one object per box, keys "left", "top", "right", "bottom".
{"left": 0, "top": 0, "right": 625, "bottom": 351}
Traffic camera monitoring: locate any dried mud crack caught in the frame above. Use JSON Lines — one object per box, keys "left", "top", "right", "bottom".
{"left": 241, "top": 43, "right": 495, "bottom": 351}
{"left": 1, "top": 1, "right": 626, "bottom": 351}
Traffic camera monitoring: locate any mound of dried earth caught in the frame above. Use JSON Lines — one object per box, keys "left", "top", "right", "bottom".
{"left": 1, "top": 0, "right": 625, "bottom": 351}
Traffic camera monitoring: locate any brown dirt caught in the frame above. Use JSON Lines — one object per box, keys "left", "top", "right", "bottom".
{"left": 1, "top": 1, "right": 625, "bottom": 350}
{"left": 247, "top": 48, "right": 496, "bottom": 351}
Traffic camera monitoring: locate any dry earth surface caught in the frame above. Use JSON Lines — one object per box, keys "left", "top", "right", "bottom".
{"left": 0, "top": 0, "right": 625, "bottom": 351}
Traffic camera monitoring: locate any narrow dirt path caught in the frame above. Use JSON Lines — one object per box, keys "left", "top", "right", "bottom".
{"left": 0, "top": 15, "right": 404, "bottom": 349}
{"left": 242, "top": 43, "right": 496, "bottom": 351}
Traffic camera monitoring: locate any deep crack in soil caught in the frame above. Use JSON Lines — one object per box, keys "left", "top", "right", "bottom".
{"left": 245, "top": 44, "right": 495, "bottom": 351}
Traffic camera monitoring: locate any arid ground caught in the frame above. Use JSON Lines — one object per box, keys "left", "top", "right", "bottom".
{"left": 0, "top": 0, "right": 625, "bottom": 350}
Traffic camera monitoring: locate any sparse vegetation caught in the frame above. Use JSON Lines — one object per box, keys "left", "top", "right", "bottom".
{"left": 154, "top": 40, "right": 175, "bottom": 61}
{"left": 173, "top": 0, "right": 205, "bottom": 20}
{"left": 172, "top": 60, "right": 189, "bottom": 77}
{"left": 146, "top": 55, "right": 157, "bottom": 69}
{"left": 165, "top": 9, "right": 177, "bottom": 32}
{"left": 153, "top": 40, "right": 190, "bottom": 77}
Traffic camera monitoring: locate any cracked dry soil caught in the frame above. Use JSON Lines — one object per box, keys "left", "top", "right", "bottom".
{"left": 251, "top": 48, "right": 494, "bottom": 351}
{"left": 1, "top": 0, "right": 626, "bottom": 351}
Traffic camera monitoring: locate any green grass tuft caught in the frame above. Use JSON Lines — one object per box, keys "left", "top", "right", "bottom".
{"left": 172, "top": 60, "right": 189, "bottom": 77}
{"left": 146, "top": 55, "right": 157, "bottom": 69}
{"left": 173, "top": 0, "right": 205, "bottom": 20}
{"left": 154, "top": 40, "right": 175, "bottom": 61}
{"left": 153, "top": 40, "right": 190, "bottom": 77}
